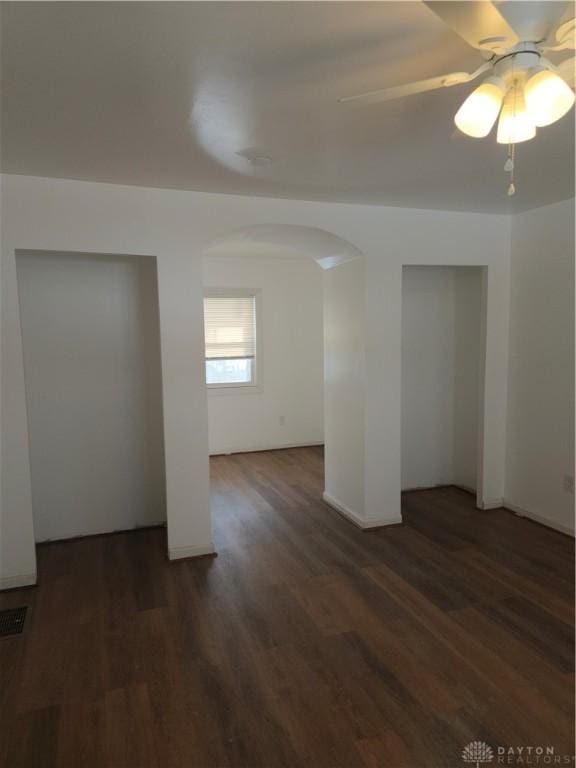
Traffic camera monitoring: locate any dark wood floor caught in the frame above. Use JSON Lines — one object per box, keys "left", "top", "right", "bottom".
{"left": 1, "top": 446, "right": 574, "bottom": 768}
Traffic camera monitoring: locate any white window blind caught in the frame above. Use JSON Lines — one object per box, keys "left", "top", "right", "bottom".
{"left": 204, "top": 295, "right": 256, "bottom": 361}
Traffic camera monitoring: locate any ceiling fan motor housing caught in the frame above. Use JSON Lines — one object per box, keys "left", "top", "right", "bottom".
{"left": 492, "top": 44, "right": 542, "bottom": 84}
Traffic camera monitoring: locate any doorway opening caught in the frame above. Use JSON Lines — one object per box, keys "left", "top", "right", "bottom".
{"left": 16, "top": 250, "right": 166, "bottom": 543}
{"left": 200, "top": 223, "right": 365, "bottom": 532}
{"left": 401, "top": 265, "right": 484, "bottom": 504}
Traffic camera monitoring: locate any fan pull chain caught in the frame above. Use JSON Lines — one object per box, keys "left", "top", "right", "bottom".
{"left": 506, "top": 141, "right": 516, "bottom": 196}
{"left": 505, "top": 69, "right": 518, "bottom": 196}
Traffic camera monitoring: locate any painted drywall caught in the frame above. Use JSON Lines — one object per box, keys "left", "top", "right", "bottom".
{"left": 0, "top": 173, "right": 511, "bottom": 587}
{"left": 323, "top": 258, "right": 365, "bottom": 525}
{"left": 16, "top": 251, "right": 166, "bottom": 541}
{"left": 402, "top": 267, "right": 457, "bottom": 490}
{"left": 203, "top": 254, "right": 324, "bottom": 454}
{"left": 362, "top": 221, "right": 509, "bottom": 524}
{"left": 401, "top": 266, "right": 482, "bottom": 492}
{"left": 506, "top": 198, "right": 575, "bottom": 535}
{"left": 453, "top": 267, "right": 483, "bottom": 492}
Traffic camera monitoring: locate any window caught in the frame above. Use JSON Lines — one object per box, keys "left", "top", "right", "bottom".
{"left": 204, "top": 292, "right": 257, "bottom": 387}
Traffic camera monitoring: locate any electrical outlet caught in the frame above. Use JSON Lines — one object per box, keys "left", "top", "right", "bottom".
{"left": 279, "top": 415, "right": 285, "bottom": 426}
{"left": 563, "top": 475, "right": 574, "bottom": 494}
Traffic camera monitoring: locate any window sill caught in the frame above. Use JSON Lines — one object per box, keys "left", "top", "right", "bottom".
{"left": 207, "top": 384, "right": 263, "bottom": 397}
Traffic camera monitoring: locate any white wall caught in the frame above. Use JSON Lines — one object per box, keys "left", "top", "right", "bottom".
{"left": 363, "top": 217, "right": 509, "bottom": 525}
{"left": 323, "top": 258, "right": 366, "bottom": 525}
{"left": 506, "top": 198, "right": 575, "bottom": 535}
{"left": 453, "top": 267, "right": 483, "bottom": 492}
{"left": 16, "top": 251, "right": 166, "bottom": 541}
{"left": 0, "top": 173, "right": 512, "bottom": 588}
{"left": 402, "top": 267, "right": 457, "bottom": 490}
{"left": 401, "top": 266, "right": 482, "bottom": 492}
{"left": 203, "top": 254, "right": 324, "bottom": 454}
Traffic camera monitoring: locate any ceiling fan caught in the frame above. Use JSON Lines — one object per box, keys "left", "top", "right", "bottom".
{"left": 339, "top": 1, "right": 576, "bottom": 195}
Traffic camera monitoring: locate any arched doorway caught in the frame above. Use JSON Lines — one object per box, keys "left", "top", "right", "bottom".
{"left": 200, "top": 223, "right": 367, "bottom": 540}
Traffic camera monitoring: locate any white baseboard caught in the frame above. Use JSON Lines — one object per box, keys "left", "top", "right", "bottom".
{"left": 322, "top": 492, "right": 402, "bottom": 530}
{"left": 35, "top": 519, "right": 167, "bottom": 544}
{"left": 0, "top": 572, "right": 37, "bottom": 591}
{"left": 452, "top": 483, "right": 477, "bottom": 496}
{"left": 322, "top": 491, "right": 365, "bottom": 527}
{"left": 402, "top": 483, "right": 478, "bottom": 497}
{"left": 168, "top": 543, "right": 216, "bottom": 561}
{"left": 210, "top": 441, "right": 323, "bottom": 457}
{"left": 479, "top": 497, "right": 504, "bottom": 510}
{"left": 402, "top": 483, "right": 453, "bottom": 492}
{"left": 504, "top": 501, "right": 575, "bottom": 537}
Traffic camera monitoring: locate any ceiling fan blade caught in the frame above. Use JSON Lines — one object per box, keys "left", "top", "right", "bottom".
{"left": 339, "top": 65, "right": 489, "bottom": 105}
{"left": 542, "top": 17, "right": 575, "bottom": 51}
{"left": 557, "top": 55, "right": 576, "bottom": 85}
{"left": 494, "top": 1, "right": 569, "bottom": 43}
{"left": 556, "top": 17, "right": 575, "bottom": 46}
{"left": 423, "top": 1, "right": 518, "bottom": 53}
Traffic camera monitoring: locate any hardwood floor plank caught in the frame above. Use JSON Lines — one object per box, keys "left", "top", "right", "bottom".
{"left": 450, "top": 605, "right": 574, "bottom": 717}
{"left": 475, "top": 596, "right": 574, "bottom": 673}
{"left": 363, "top": 562, "right": 574, "bottom": 750}
{"left": 2, "top": 705, "right": 60, "bottom": 768}
{"left": 452, "top": 548, "right": 575, "bottom": 625}
{"left": 1, "top": 447, "right": 573, "bottom": 767}
{"left": 356, "top": 732, "right": 416, "bottom": 768}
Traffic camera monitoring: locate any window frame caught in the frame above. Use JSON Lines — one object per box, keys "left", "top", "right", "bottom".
{"left": 203, "top": 287, "right": 262, "bottom": 394}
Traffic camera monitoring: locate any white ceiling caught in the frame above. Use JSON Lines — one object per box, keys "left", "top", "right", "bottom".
{"left": 1, "top": 1, "right": 574, "bottom": 214}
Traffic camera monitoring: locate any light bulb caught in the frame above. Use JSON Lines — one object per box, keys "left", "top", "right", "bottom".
{"left": 524, "top": 66, "right": 575, "bottom": 127}
{"left": 454, "top": 76, "right": 505, "bottom": 138}
{"left": 497, "top": 85, "right": 537, "bottom": 144}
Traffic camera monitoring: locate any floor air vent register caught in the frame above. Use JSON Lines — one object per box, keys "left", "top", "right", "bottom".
{"left": 0, "top": 606, "right": 28, "bottom": 638}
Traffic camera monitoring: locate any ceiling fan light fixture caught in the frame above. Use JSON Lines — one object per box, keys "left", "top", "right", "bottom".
{"left": 496, "top": 84, "right": 537, "bottom": 144}
{"left": 524, "top": 66, "right": 575, "bottom": 127}
{"left": 454, "top": 76, "right": 505, "bottom": 138}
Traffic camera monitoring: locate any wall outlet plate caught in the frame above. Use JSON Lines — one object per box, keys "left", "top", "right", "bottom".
{"left": 562, "top": 475, "right": 574, "bottom": 494}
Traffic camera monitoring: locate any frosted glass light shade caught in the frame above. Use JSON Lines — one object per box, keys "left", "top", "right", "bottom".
{"left": 454, "top": 77, "right": 505, "bottom": 137}
{"left": 497, "top": 86, "right": 536, "bottom": 144}
{"left": 524, "top": 67, "right": 575, "bottom": 127}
